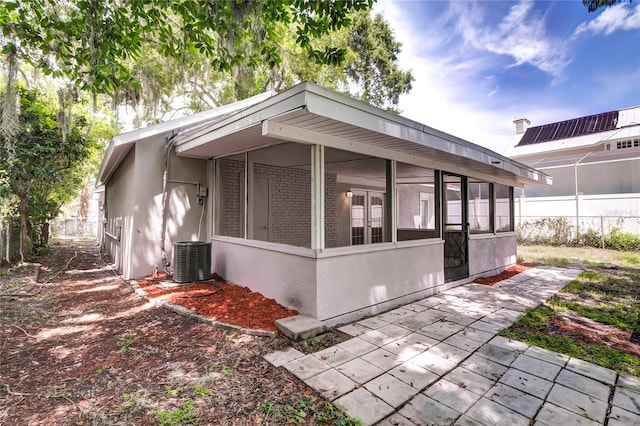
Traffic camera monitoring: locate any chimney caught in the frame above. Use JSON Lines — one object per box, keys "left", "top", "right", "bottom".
{"left": 513, "top": 117, "right": 531, "bottom": 135}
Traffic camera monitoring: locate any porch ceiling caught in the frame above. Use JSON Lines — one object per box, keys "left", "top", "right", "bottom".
{"left": 174, "top": 83, "right": 550, "bottom": 187}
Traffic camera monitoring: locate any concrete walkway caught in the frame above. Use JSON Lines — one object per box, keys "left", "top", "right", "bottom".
{"left": 264, "top": 267, "right": 640, "bottom": 425}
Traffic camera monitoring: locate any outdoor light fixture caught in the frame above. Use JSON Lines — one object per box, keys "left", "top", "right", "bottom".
{"left": 346, "top": 189, "right": 353, "bottom": 198}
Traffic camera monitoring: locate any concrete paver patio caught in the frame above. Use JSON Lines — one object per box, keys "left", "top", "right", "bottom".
{"left": 264, "top": 267, "right": 640, "bottom": 425}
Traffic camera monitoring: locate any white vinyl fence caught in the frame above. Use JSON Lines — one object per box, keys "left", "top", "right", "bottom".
{"left": 50, "top": 217, "right": 100, "bottom": 239}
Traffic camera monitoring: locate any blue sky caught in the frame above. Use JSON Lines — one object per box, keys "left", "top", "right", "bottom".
{"left": 373, "top": 0, "right": 640, "bottom": 153}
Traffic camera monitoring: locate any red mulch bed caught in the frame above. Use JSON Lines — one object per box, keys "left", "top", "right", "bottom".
{"left": 137, "top": 273, "right": 298, "bottom": 331}
{"left": 473, "top": 263, "right": 535, "bottom": 286}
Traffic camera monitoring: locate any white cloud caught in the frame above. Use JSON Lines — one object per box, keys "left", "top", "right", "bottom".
{"left": 371, "top": 0, "right": 638, "bottom": 155}
{"left": 451, "top": 0, "right": 570, "bottom": 77}
{"left": 372, "top": 0, "right": 569, "bottom": 153}
{"left": 373, "top": 1, "right": 511, "bottom": 150}
{"left": 574, "top": 3, "right": 640, "bottom": 37}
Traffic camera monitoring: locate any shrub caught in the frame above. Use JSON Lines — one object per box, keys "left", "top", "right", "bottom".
{"left": 517, "top": 217, "right": 575, "bottom": 246}
{"left": 605, "top": 229, "right": 640, "bottom": 251}
{"left": 578, "top": 228, "right": 601, "bottom": 248}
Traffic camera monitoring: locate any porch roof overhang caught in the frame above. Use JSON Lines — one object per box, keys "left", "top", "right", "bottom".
{"left": 174, "top": 82, "right": 551, "bottom": 187}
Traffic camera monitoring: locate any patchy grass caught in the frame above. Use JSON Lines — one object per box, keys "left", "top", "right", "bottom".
{"left": 259, "top": 396, "right": 361, "bottom": 425}
{"left": 519, "top": 245, "right": 640, "bottom": 268}
{"left": 153, "top": 399, "right": 199, "bottom": 425}
{"left": 502, "top": 245, "right": 640, "bottom": 377}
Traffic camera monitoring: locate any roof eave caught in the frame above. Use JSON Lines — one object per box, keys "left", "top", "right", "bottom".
{"left": 96, "top": 91, "right": 275, "bottom": 186}
{"left": 176, "top": 83, "right": 550, "bottom": 187}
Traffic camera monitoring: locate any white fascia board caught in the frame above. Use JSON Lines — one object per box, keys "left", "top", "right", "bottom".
{"left": 262, "top": 120, "right": 544, "bottom": 187}
{"left": 303, "top": 85, "right": 510, "bottom": 161}
{"left": 175, "top": 81, "right": 546, "bottom": 185}
{"left": 617, "top": 106, "right": 640, "bottom": 127}
{"left": 604, "top": 125, "right": 640, "bottom": 140}
{"left": 96, "top": 140, "right": 134, "bottom": 187}
{"left": 301, "top": 89, "right": 545, "bottom": 185}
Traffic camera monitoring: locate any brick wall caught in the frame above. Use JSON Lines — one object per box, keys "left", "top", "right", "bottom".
{"left": 218, "top": 158, "right": 244, "bottom": 237}
{"left": 254, "top": 163, "right": 311, "bottom": 247}
{"left": 324, "top": 173, "right": 338, "bottom": 248}
{"left": 218, "top": 159, "right": 338, "bottom": 248}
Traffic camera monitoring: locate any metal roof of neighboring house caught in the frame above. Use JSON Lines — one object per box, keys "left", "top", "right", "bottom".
{"left": 517, "top": 110, "right": 619, "bottom": 146}
{"left": 522, "top": 146, "right": 640, "bottom": 169}
{"left": 96, "top": 91, "right": 274, "bottom": 186}
{"left": 506, "top": 106, "right": 640, "bottom": 159}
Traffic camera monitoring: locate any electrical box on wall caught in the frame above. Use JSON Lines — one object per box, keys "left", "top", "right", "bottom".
{"left": 197, "top": 185, "right": 208, "bottom": 204}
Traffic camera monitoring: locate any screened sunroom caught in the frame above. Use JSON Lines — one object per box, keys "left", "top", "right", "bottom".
{"left": 174, "top": 83, "right": 549, "bottom": 324}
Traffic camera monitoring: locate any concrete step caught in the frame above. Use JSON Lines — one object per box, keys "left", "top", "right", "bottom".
{"left": 276, "top": 314, "right": 326, "bottom": 341}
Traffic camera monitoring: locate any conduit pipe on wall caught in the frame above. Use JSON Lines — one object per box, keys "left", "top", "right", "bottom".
{"left": 160, "top": 132, "right": 207, "bottom": 276}
{"left": 160, "top": 133, "right": 178, "bottom": 276}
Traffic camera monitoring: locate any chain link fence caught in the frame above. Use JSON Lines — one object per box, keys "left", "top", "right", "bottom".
{"left": 517, "top": 215, "right": 640, "bottom": 250}
{"left": 1, "top": 216, "right": 100, "bottom": 265}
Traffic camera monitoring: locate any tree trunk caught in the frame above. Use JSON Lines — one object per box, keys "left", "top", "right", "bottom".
{"left": 41, "top": 222, "right": 50, "bottom": 246}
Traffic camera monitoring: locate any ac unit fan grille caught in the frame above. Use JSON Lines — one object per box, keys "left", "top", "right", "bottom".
{"left": 173, "top": 241, "right": 211, "bottom": 283}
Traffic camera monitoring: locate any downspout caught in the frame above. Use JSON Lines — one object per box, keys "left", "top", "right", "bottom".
{"left": 160, "top": 133, "right": 178, "bottom": 276}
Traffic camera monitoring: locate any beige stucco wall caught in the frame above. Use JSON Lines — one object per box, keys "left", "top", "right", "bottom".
{"left": 211, "top": 238, "right": 318, "bottom": 316}
{"left": 104, "top": 149, "right": 135, "bottom": 277}
{"left": 210, "top": 234, "right": 518, "bottom": 324}
{"left": 129, "top": 140, "right": 208, "bottom": 279}
{"left": 211, "top": 239, "right": 449, "bottom": 323}
{"left": 468, "top": 233, "right": 517, "bottom": 277}
{"left": 316, "top": 242, "right": 446, "bottom": 324}
{"left": 104, "top": 137, "right": 208, "bottom": 280}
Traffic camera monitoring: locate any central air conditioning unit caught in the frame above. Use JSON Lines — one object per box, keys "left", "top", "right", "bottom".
{"left": 173, "top": 241, "right": 211, "bottom": 283}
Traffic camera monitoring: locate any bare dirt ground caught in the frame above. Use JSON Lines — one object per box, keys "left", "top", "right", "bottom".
{"left": 0, "top": 241, "right": 349, "bottom": 425}
{"left": 510, "top": 245, "right": 640, "bottom": 375}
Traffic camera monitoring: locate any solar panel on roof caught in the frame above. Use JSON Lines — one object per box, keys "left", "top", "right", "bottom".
{"left": 517, "top": 110, "right": 619, "bottom": 146}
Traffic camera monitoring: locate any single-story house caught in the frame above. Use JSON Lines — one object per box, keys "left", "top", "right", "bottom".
{"left": 97, "top": 83, "right": 549, "bottom": 326}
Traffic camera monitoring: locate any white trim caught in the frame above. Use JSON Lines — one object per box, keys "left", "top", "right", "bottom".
{"left": 104, "top": 231, "right": 121, "bottom": 242}
{"left": 468, "top": 233, "right": 496, "bottom": 240}
{"left": 494, "top": 231, "right": 517, "bottom": 237}
{"left": 207, "top": 159, "right": 214, "bottom": 240}
{"left": 247, "top": 153, "right": 255, "bottom": 240}
{"left": 212, "top": 234, "right": 451, "bottom": 259}
{"left": 176, "top": 98, "right": 306, "bottom": 155}
{"left": 469, "top": 232, "right": 508, "bottom": 241}
{"left": 395, "top": 238, "right": 444, "bottom": 249}
{"left": 243, "top": 152, "right": 249, "bottom": 239}
{"left": 390, "top": 160, "right": 397, "bottom": 244}
{"left": 263, "top": 120, "right": 533, "bottom": 188}
{"left": 311, "top": 144, "right": 325, "bottom": 250}
{"left": 98, "top": 92, "right": 273, "bottom": 185}
{"left": 112, "top": 92, "right": 273, "bottom": 146}
{"left": 212, "top": 235, "right": 317, "bottom": 258}
{"left": 173, "top": 82, "right": 547, "bottom": 185}
{"left": 316, "top": 242, "right": 396, "bottom": 258}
